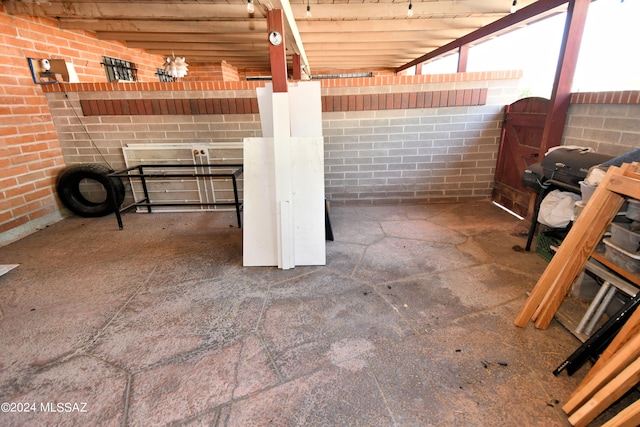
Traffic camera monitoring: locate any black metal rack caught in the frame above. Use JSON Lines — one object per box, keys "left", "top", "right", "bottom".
{"left": 109, "top": 164, "right": 243, "bottom": 229}
{"left": 525, "top": 177, "right": 581, "bottom": 251}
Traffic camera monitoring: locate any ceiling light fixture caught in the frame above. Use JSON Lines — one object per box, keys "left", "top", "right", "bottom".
{"left": 407, "top": 0, "right": 414, "bottom": 17}
{"left": 164, "top": 54, "right": 189, "bottom": 79}
{"left": 306, "top": 0, "right": 312, "bottom": 18}
{"left": 510, "top": 0, "right": 517, "bottom": 13}
{"left": 247, "top": 0, "right": 255, "bottom": 14}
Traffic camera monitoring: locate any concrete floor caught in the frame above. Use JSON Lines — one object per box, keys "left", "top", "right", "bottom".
{"left": 0, "top": 201, "right": 630, "bottom": 426}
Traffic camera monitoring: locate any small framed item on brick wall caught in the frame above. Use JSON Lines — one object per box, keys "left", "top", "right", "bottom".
{"left": 27, "top": 58, "right": 78, "bottom": 84}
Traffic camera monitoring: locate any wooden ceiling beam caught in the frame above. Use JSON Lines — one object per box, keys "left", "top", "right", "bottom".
{"left": 145, "top": 49, "right": 270, "bottom": 58}
{"left": 4, "top": 0, "right": 569, "bottom": 74}
{"left": 3, "top": 1, "right": 257, "bottom": 20}
{"left": 3, "top": 0, "right": 537, "bottom": 21}
{"left": 60, "top": 17, "right": 498, "bottom": 36}
{"left": 296, "top": 17, "right": 499, "bottom": 33}
{"left": 397, "top": 0, "right": 569, "bottom": 71}
{"left": 130, "top": 41, "right": 439, "bottom": 52}
{"left": 96, "top": 32, "right": 265, "bottom": 43}
{"left": 98, "top": 29, "right": 464, "bottom": 44}
{"left": 307, "top": 48, "right": 438, "bottom": 56}
{"left": 127, "top": 41, "right": 270, "bottom": 51}
{"left": 286, "top": 3, "right": 522, "bottom": 20}
{"left": 58, "top": 19, "right": 268, "bottom": 33}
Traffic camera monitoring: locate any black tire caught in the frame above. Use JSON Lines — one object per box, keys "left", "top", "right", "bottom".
{"left": 56, "top": 164, "right": 125, "bottom": 218}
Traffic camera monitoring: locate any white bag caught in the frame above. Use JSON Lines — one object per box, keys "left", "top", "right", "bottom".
{"left": 538, "top": 190, "right": 581, "bottom": 228}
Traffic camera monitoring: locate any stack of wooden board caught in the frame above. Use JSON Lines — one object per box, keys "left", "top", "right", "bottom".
{"left": 563, "top": 305, "right": 640, "bottom": 426}
{"left": 514, "top": 163, "right": 640, "bottom": 329}
{"left": 514, "top": 162, "right": 640, "bottom": 425}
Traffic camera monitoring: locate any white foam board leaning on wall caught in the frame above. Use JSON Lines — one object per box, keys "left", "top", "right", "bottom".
{"left": 243, "top": 81, "right": 325, "bottom": 267}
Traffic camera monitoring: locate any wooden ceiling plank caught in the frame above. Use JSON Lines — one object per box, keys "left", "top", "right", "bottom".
{"left": 96, "top": 32, "right": 265, "bottom": 43}
{"left": 127, "top": 41, "right": 270, "bottom": 50}
{"left": 67, "top": 17, "right": 498, "bottom": 35}
{"left": 296, "top": 17, "right": 500, "bottom": 33}
{"left": 58, "top": 19, "right": 268, "bottom": 33}
{"left": 131, "top": 40, "right": 439, "bottom": 51}
{"left": 97, "top": 29, "right": 467, "bottom": 44}
{"left": 4, "top": 0, "right": 535, "bottom": 21}
{"left": 145, "top": 49, "right": 270, "bottom": 58}
{"left": 300, "top": 29, "right": 472, "bottom": 43}
{"left": 3, "top": 1, "right": 259, "bottom": 20}
{"left": 5, "top": 0, "right": 569, "bottom": 74}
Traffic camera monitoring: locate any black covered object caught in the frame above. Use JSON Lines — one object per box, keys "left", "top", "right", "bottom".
{"left": 541, "top": 148, "right": 613, "bottom": 188}
{"left": 522, "top": 162, "right": 544, "bottom": 191}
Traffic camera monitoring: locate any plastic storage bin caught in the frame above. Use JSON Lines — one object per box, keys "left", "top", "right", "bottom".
{"left": 536, "top": 232, "right": 563, "bottom": 262}
{"left": 626, "top": 199, "right": 640, "bottom": 221}
{"left": 610, "top": 222, "right": 640, "bottom": 253}
{"left": 574, "top": 201, "right": 585, "bottom": 219}
{"left": 603, "top": 238, "right": 640, "bottom": 273}
{"left": 579, "top": 181, "right": 597, "bottom": 204}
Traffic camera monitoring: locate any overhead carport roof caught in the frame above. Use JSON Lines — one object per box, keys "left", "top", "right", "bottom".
{"left": 3, "top": 0, "right": 569, "bottom": 74}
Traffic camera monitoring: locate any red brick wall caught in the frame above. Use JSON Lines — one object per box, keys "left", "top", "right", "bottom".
{"left": 0, "top": 5, "right": 167, "bottom": 243}
{"left": 185, "top": 61, "right": 240, "bottom": 82}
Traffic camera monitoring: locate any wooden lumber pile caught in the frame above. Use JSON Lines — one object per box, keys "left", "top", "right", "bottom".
{"left": 514, "top": 163, "right": 640, "bottom": 329}
{"left": 563, "top": 306, "right": 640, "bottom": 426}
{"left": 513, "top": 162, "right": 640, "bottom": 425}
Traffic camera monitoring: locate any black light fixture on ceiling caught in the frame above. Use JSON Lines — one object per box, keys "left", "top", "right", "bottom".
{"left": 306, "top": 0, "right": 312, "bottom": 18}
{"left": 407, "top": 0, "right": 414, "bottom": 17}
{"left": 510, "top": 0, "right": 517, "bottom": 13}
{"left": 247, "top": 0, "right": 255, "bottom": 13}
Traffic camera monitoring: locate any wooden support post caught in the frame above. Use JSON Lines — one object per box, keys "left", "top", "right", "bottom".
{"left": 292, "top": 54, "right": 301, "bottom": 80}
{"left": 457, "top": 44, "right": 468, "bottom": 73}
{"left": 267, "top": 9, "right": 288, "bottom": 93}
{"left": 538, "top": 0, "right": 590, "bottom": 154}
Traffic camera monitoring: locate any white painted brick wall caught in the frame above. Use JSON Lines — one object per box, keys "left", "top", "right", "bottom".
{"left": 46, "top": 78, "right": 519, "bottom": 205}
{"left": 564, "top": 104, "right": 640, "bottom": 157}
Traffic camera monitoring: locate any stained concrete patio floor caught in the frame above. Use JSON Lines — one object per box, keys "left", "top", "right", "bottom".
{"left": 0, "top": 201, "right": 632, "bottom": 426}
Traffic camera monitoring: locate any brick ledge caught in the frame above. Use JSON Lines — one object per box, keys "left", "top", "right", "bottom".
{"left": 79, "top": 88, "right": 489, "bottom": 116}
{"left": 570, "top": 91, "right": 640, "bottom": 104}
{"left": 41, "top": 70, "right": 523, "bottom": 93}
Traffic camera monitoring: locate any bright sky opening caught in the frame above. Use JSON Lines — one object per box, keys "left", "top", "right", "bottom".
{"left": 422, "top": 0, "right": 640, "bottom": 96}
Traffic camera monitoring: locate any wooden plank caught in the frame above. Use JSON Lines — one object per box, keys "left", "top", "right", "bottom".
{"left": 592, "top": 252, "right": 640, "bottom": 287}
{"left": 606, "top": 175, "right": 640, "bottom": 201}
{"left": 601, "top": 398, "right": 640, "bottom": 427}
{"left": 533, "top": 188, "right": 624, "bottom": 328}
{"left": 567, "top": 356, "right": 640, "bottom": 427}
{"left": 536, "top": 164, "right": 640, "bottom": 327}
{"left": 514, "top": 164, "right": 626, "bottom": 328}
{"left": 562, "top": 330, "right": 640, "bottom": 415}
{"left": 565, "top": 306, "right": 640, "bottom": 410}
